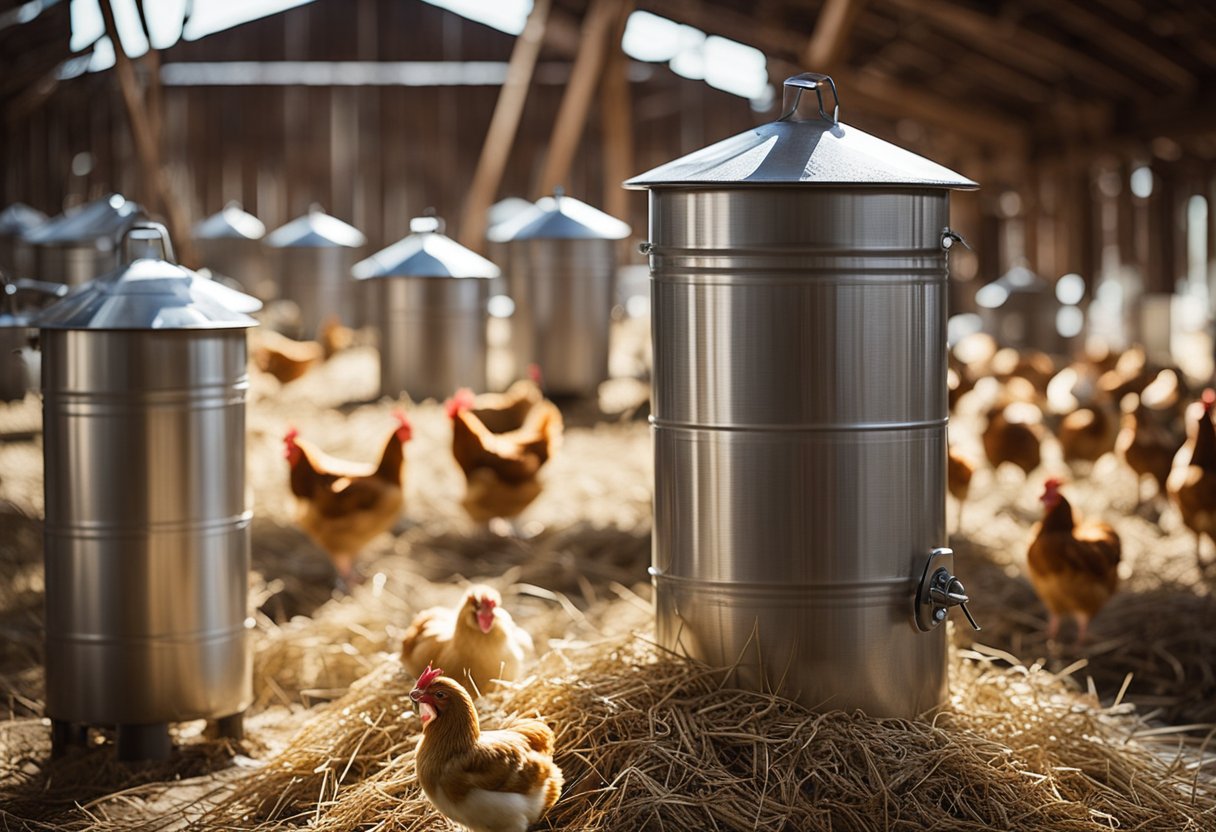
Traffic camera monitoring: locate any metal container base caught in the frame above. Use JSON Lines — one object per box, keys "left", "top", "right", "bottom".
{"left": 50, "top": 711, "right": 246, "bottom": 761}
{"left": 653, "top": 572, "right": 948, "bottom": 718}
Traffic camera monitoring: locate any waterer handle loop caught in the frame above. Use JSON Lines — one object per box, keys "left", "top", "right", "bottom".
{"left": 781, "top": 72, "right": 840, "bottom": 125}
{"left": 120, "top": 221, "right": 176, "bottom": 264}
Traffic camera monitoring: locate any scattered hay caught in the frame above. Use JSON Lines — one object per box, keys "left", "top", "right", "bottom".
{"left": 0, "top": 719, "right": 242, "bottom": 831}
{"left": 1, "top": 347, "right": 1214, "bottom": 830}
{"left": 69, "top": 624, "right": 1215, "bottom": 832}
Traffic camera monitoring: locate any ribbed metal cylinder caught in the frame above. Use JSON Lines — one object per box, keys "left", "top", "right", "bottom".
{"left": 277, "top": 247, "right": 356, "bottom": 339}
{"left": 0, "top": 237, "right": 34, "bottom": 279}
{"left": 649, "top": 187, "right": 950, "bottom": 718}
{"left": 509, "top": 238, "right": 614, "bottom": 396}
{"left": 36, "top": 244, "right": 120, "bottom": 287}
{"left": 196, "top": 237, "right": 269, "bottom": 299}
{"left": 0, "top": 324, "right": 30, "bottom": 402}
{"left": 41, "top": 329, "right": 252, "bottom": 725}
{"left": 369, "top": 276, "right": 488, "bottom": 402}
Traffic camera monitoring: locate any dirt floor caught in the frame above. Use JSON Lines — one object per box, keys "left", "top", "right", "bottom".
{"left": 0, "top": 319, "right": 1213, "bottom": 830}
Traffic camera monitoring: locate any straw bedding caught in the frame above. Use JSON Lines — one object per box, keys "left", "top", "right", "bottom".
{"left": 0, "top": 338, "right": 1213, "bottom": 831}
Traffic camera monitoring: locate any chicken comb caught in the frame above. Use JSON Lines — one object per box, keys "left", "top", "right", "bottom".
{"left": 527, "top": 363, "right": 543, "bottom": 385}
{"left": 1042, "top": 477, "right": 1064, "bottom": 492}
{"left": 392, "top": 409, "right": 413, "bottom": 442}
{"left": 283, "top": 426, "right": 300, "bottom": 461}
{"left": 445, "top": 388, "right": 475, "bottom": 419}
{"left": 1203, "top": 389, "right": 1215, "bottom": 411}
{"left": 416, "top": 664, "right": 444, "bottom": 689}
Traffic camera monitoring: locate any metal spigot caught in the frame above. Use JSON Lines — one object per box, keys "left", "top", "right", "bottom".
{"left": 928, "top": 571, "right": 980, "bottom": 631}
{"left": 914, "top": 548, "right": 981, "bottom": 632}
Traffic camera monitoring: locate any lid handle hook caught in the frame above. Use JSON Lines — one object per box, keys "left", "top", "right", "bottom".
{"left": 120, "top": 220, "right": 175, "bottom": 265}
{"left": 782, "top": 72, "right": 840, "bottom": 125}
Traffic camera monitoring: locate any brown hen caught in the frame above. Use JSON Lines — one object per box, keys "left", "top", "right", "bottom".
{"left": 411, "top": 667, "right": 562, "bottom": 832}
{"left": 1026, "top": 478, "right": 1121, "bottom": 644}
{"left": 284, "top": 412, "right": 411, "bottom": 584}
{"left": 401, "top": 585, "right": 533, "bottom": 696}
{"left": 1168, "top": 389, "right": 1216, "bottom": 569}
{"left": 448, "top": 386, "right": 563, "bottom": 523}
{"left": 982, "top": 401, "right": 1044, "bottom": 477}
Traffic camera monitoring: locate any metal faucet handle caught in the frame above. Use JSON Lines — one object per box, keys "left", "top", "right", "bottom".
{"left": 914, "top": 548, "right": 981, "bottom": 632}
{"left": 929, "top": 576, "right": 981, "bottom": 631}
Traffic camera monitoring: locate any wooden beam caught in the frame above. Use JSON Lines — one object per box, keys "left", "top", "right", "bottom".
{"left": 600, "top": 1, "right": 635, "bottom": 228}
{"left": 533, "top": 0, "right": 618, "bottom": 198}
{"left": 99, "top": 0, "right": 196, "bottom": 266}
{"left": 832, "top": 65, "right": 1028, "bottom": 153}
{"left": 457, "top": 0, "right": 551, "bottom": 251}
{"left": 803, "top": 0, "right": 865, "bottom": 70}
{"left": 639, "top": 0, "right": 1027, "bottom": 151}
{"left": 1028, "top": 0, "right": 1194, "bottom": 91}
{"left": 885, "top": 0, "right": 1151, "bottom": 96}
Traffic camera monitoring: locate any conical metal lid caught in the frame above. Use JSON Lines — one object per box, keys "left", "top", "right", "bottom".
{"left": 975, "top": 263, "right": 1050, "bottom": 309}
{"left": 352, "top": 216, "right": 500, "bottom": 280}
{"left": 34, "top": 222, "right": 261, "bottom": 330}
{"left": 264, "top": 205, "right": 366, "bottom": 248}
{"left": 487, "top": 197, "right": 536, "bottom": 233}
{"left": 0, "top": 203, "right": 48, "bottom": 237}
{"left": 499, "top": 190, "right": 630, "bottom": 241}
{"left": 625, "top": 73, "right": 977, "bottom": 190}
{"left": 25, "top": 193, "right": 143, "bottom": 246}
{"left": 486, "top": 198, "right": 548, "bottom": 244}
{"left": 193, "top": 201, "right": 266, "bottom": 241}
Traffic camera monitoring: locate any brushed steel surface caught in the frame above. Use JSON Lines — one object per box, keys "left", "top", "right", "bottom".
{"left": 277, "top": 247, "right": 356, "bottom": 339}
{"left": 0, "top": 203, "right": 47, "bottom": 279}
{"left": 36, "top": 244, "right": 120, "bottom": 287}
{"left": 648, "top": 186, "right": 954, "bottom": 718}
{"left": 653, "top": 426, "right": 944, "bottom": 584}
{"left": 368, "top": 277, "right": 488, "bottom": 401}
{"left": 508, "top": 238, "right": 614, "bottom": 396}
{"left": 0, "top": 322, "right": 31, "bottom": 402}
{"left": 196, "top": 237, "right": 269, "bottom": 298}
{"left": 42, "top": 329, "right": 252, "bottom": 724}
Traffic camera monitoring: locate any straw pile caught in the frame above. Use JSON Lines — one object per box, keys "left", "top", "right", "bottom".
{"left": 0, "top": 336, "right": 1213, "bottom": 831}
{"left": 45, "top": 625, "right": 1215, "bottom": 832}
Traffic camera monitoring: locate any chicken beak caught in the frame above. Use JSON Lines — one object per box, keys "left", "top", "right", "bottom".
{"left": 409, "top": 688, "right": 423, "bottom": 703}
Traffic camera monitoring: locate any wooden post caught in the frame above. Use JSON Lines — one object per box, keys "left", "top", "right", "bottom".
{"left": 601, "top": 2, "right": 635, "bottom": 231}
{"left": 803, "top": 0, "right": 866, "bottom": 70}
{"left": 457, "top": 0, "right": 552, "bottom": 251}
{"left": 1144, "top": 164, "right": 1175, "bottom": 294}
{"left": 533, "top": 0, "right": 617, "bottom": 199}
{"left": 99, "top": 0, "right": 196, "bottom": 265}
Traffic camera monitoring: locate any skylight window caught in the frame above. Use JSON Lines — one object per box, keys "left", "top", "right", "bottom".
{"left": 69, "top": 0, "right": 318, "bottom": 70}
{"left": 622, "top": 10, "right": 771, "bottom": 106}
{"left": 419, "top": 0, "right": 531, "bottom": 35}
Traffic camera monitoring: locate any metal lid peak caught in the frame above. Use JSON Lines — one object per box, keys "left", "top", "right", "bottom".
{"left": 34, "top": 221, "right": 261, "bottom": 330}
{"left": 193, "top": 202, "right": 266, "bottom": 241}
{"left": 265, "top": 207, "right": 366, "bottom": 248}
{"left": 26, "top": 194, "right": 144, "bottom": 246}
{"left": 0, "top": 203, "right": 48, "bottom": 237}
{"left": 353, "top": 216, "right": 500, "bottom": 280}
{"left": 497, "top": 192, "right": 630, "bottom": 241}
{"left": 624, "top": 72, "right": 977, "bottom": 190}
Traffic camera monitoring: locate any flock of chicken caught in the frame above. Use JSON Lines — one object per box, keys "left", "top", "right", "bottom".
{"left": 948, "top": 335, "right": 1216, "bottom": 645}
{"left": 265, "top": 324, "right": 1216, "bottom": 831}
{"left": 281, "top": 374, "right": 563, "bottom": 832}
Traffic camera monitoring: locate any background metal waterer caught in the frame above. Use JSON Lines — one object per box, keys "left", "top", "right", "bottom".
{"left": 36, "top": 221, "right": 260, "bottom": 760}
{"left": 627, "top": 73, "right": 981, "bottom": 719}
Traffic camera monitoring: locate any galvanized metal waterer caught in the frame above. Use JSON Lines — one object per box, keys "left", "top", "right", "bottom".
{"left": 36, "top": 221, "right": 260, "bottom": 760}
{"left": 625, "top": 72, "right": 980, "bottom": 718}
{"left": 353, "top": 215, "right": 499, "bottom": 401}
